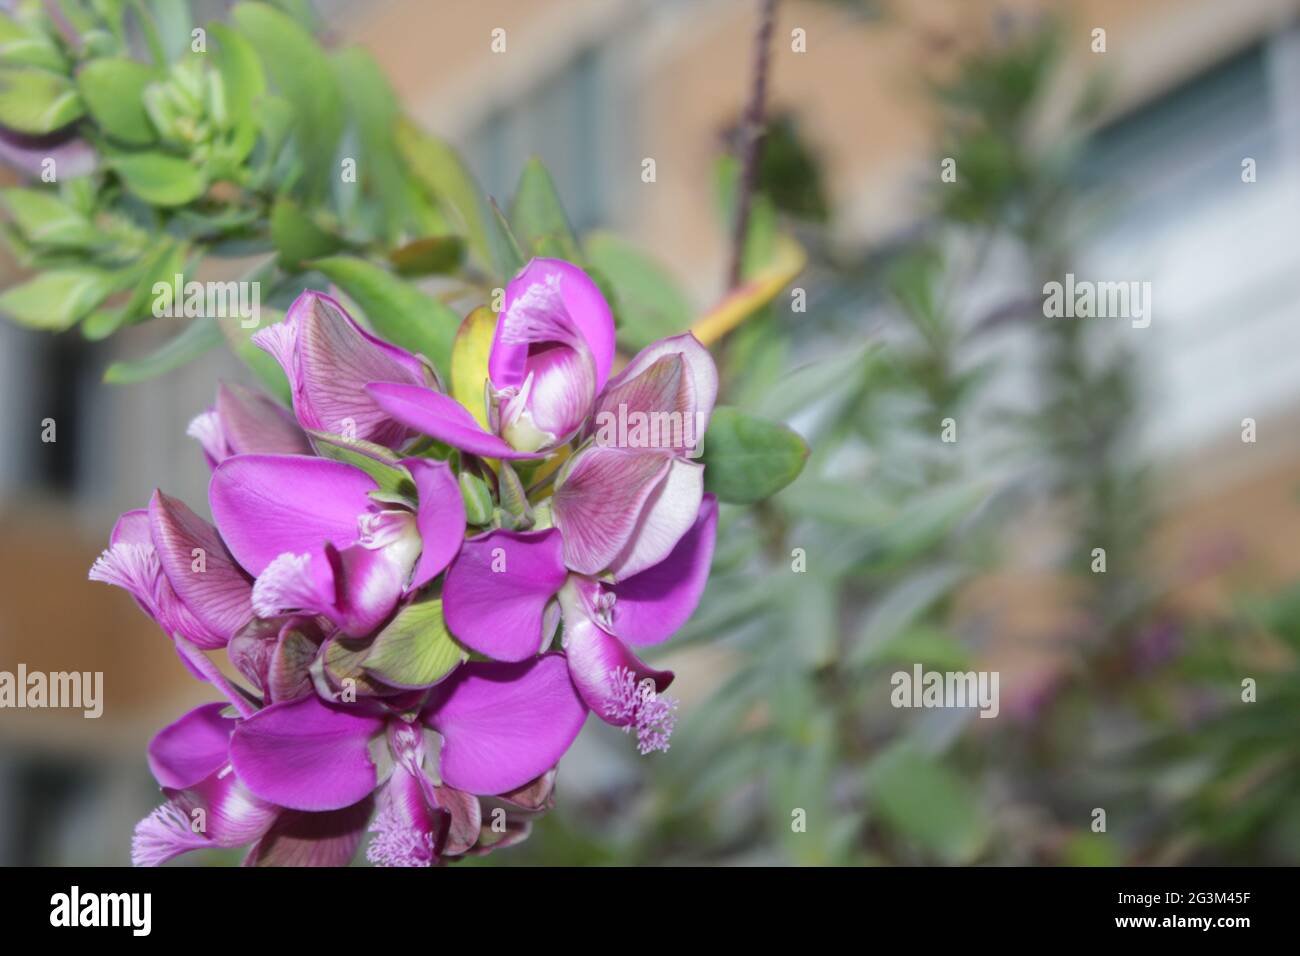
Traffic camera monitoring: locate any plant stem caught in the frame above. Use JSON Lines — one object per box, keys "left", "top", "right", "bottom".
{"left": 727, "top": 0, "right": 779, "bottom": 291}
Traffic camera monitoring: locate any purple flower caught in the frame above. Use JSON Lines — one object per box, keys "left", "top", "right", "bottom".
{"left": 89, "top": 492, "right": 254, "bottom": 658}
{"left": 187, "top": 382, "right": 311, "bottom": 468}
{"left": 366, "top": 258, "right": 616, "bottom": 459}
{"left": 441, "top": 496, "right": 718, "bottom": 753}
{"left": 226, "top": 655, "right": 586, "bottom": 867}
{"left": 253, "top": 291, "right": 435, "bottom": 449}
{"left": 209, "top": 454, "right": 464, "bottom": 637}
{"left": 92, "top": 264, "right": 733, "bottom": 864}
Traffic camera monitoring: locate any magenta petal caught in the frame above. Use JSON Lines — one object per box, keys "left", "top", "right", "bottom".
{"left": 147, "top": 702, "right": 236, "bottom": 790}
{"left": 150, "top": 491, "right": 253, "bottom": 647}
{"left": 229, "top": 695, "right": 384, "bottom": 811}
{"left": 403, "top": 458, "right": 466, "bottom": 589}
{"left": 442, "top": 529, "right": 567, "bottom": 661}
{"left": 425, "top": 654, "right": 588, "bottom": 795}
{"left": 210, "top": 454, "right": 375, "bottom": 575}
{"left": 254, "top": 291, "right": 427, "bottom": 448}
{"left": 365, "top": 382, "right": 542, "bottom": 460}
{"left": 560, "top": 596, "right": 673, "bottom": 724}
{"left": 366, "top": 763, "right": 443, "bottom": 866}
{"left": 492, "top": 258, "right": 615, "bottom": 393}
{"left": 243, "top": 796, "right": 374, "bottom": 867}
{"left": 133, "top": 776, "right": 279, "bottom": 866}
{"left": 609, "top": 494, "right": 718, "bottom": 645}
{"left": 595, "top": 333, "right": 717, "bottom": 450}
{"left": 331, "top": 539, "right": 410, "bottom": 636}
{"left": 215, "top": 382, "right": 311, "bottom": 458}
{"left": 89, "top": 509, "right": 162, "bottom": 617}
{"left": 168, "top": 771, "right": 279, "bottom": 847}
{"left": 607, "top": 457, "right": 705, "bottom": 580}
{"left": 551, "top": 447, "right": 673, "bottom": 575}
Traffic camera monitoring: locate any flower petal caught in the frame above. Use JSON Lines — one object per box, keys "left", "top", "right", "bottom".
{"left": 435, "top": 785, "right": 482, "bottom": 856}
{"left": 210, "top": 454, "right": 375, "bottom": 575}
{"left": 403, "top": 458, "right": 466, "bottom": 589}
{"left": 442, "top": 529, "right": 567, "bottom": 661}
{"left": 424, "top": 654, "right": 588, "bottom": 795}
{"left": 559, "top": 590, "right": 673, "bottom": 723}
{"left": 254, "top": 291, "right": 428, "bottom": 448}
{"left": 213, "top": 382, "right": 311, "bottom": 459}
{"left": 608, "top": 494, "right": 718, "bottom": 644}
{"left": 551, "top": 447, "right": 672, "bottom": 575}
{"left": 229, "top": 695, "right": 384, "bottom": 811}
{"left": 595, "top": 333, "right": 717, "bottom": 451}
{"left": 365, "top": 763, "right": 442, "bottom": 867}
{"left": 150, "top": 490, "right": 253, "bottom": 646}
{"left": 606, "top": 457, "right": 704, "bottom": 580}
{"left": 492, "top": 258, "right": 615, "bottom": 393}
{"left": 243, "top": 796, "right": 374, "bottom": 867}
{"left": 146, "top": 702, "right": 236, "bottom": 790}
{"left": 365, "top": 382, "right": 543, "bottom": 460}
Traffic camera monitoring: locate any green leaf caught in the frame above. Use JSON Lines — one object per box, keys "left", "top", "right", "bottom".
{"left": 0, "top": 14, "right": 68, "bottom": 71}
{"left": 310, "top": 255, "right": 458, "bottom": 380}
{"left": 395, "top": 118, "right": 492, "bottom": 272}
{"left": 868, "top": 625, "right": 973, "bottom": 673}
{"left": 584, "top": 231, "right": 692, "bottom": 351}
{"left": 388, "top": 235, "right": 464, "bottom": 277}
{"left": 232, "top": 1, "right": 342, "bottom": 198}
{"left": 146, "top": 0, "right": 195, "bottom": 62}
{"left": 0, "top": 188, "right": 102, "bottom": 248}
{"left": 208, "top": 22, "right": 264, "bottom": 115}
{"left": 852, "top": 565, "right": 965, "bottom": 666}
{"left": 307, "top": 429, "right": 414, "bottom": 497}
{"left": 449, "top": 306, "right": 494, "bottom": 431}
{"left": 83, "top": 239, "right": 189, "bottom": 340}
{"left": 509, "top": 157, "right": 580, "bottom": 260}
{"left": 208, "top": 21, "right": 263, "bottom": 162}
{"left": 363, "top": 598, "right": 467, "bottom": 689}
{"left": 0, "top": 66, "right": 84, "bottom": 135}
{"left": 76, "top": 57, "right": 157, "bottom": 145}
{"left": 485, "top": 197, "right": 524, "bottom": 280}
{"left": 270, "top": 197, "right": 341, "bottom": 270}
{"left": 869, "top": 746, "right": 990, "bottom": 863}
{"left": 0, "top": 267, "right": 116, "bottom": 330}
{"left": 332, "top": 47, "right": 443, "bottom": 242}
{"left": 701, "top": 406, "right": 809, "bottom": 505}
{"left": 110, "top": 152, "right": 206, "bottom": 206}
{"left": 103, "top": 317, "right": 223, "bottom": 383}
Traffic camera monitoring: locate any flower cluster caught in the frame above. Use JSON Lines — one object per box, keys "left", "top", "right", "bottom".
{"left": 91, "top": 258, "right": 719, "bottom": 866}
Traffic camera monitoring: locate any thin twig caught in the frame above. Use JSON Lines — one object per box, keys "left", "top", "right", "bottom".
{"left": 727, "top": 0, "right": 779, "bottom": 291}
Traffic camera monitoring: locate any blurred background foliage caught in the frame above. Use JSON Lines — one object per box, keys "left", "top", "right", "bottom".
{"left": 2, "top": 0, "right": 1298, "bottom": 866}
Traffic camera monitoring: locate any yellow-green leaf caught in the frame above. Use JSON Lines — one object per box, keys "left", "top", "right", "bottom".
{"left": 450, "top": 305, "right": 495, "bottom": 431}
